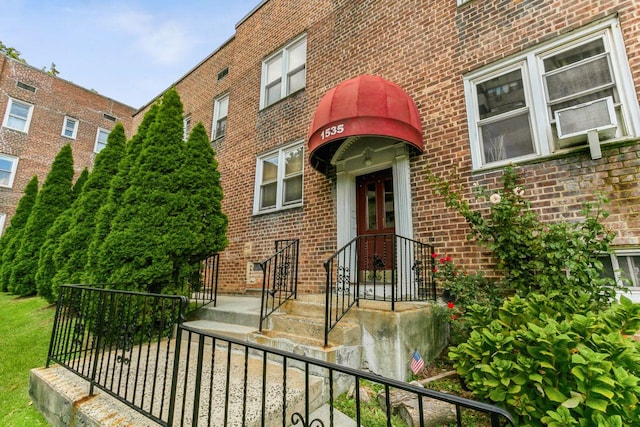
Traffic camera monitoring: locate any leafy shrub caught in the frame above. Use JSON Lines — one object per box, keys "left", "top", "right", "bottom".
{"left": 449, "top": 293, "right": 640, "bottom": 426}
{"left": 428, "top": 165, "right": 619, "bottom": 306}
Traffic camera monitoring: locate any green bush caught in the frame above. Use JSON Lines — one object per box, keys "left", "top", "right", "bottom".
{"left": 449, "top": 293, "right": 640, "bottom": 426}
{"left": 428, "top": 165, "right": 619, "bottom": 305}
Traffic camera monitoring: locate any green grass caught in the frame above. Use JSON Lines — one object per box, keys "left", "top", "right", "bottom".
{"left": 0, "top": 293, "right": 55, "bottom": 426}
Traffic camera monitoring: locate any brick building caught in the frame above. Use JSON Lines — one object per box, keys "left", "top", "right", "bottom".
{"left": 0, "top": 55, "right": 135, "bottom": 233}
{"left": 135, "top": 0, "right": 640, "bottom": 302}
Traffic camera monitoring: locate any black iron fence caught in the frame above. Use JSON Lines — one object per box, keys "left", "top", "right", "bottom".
{"left": 187, "top": 252, "right": 220, "bottom": 311}
{"left": 46, "top": 284, "right": 188, "bottom": 425}
{"left": 46, "top": 285, "right": 514, "bottom": 426}
{"left": 324, "top": 233, "right": 436, "bottom": 346}
{"left": 258, "top": 239, "right": 299, "bottom": 331}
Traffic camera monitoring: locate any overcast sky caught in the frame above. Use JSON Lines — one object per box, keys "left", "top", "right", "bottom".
{"left": 0, "top": 0, "right": 262, "bottom": 108}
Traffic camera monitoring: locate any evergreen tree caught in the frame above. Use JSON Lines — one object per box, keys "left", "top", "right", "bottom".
{"left": 73, "top": 168, "right": 89, "bottom": 198}
{"left": 9, "top": 144, "right": 74, "bottom": 296}
{"left": 84, "top": 105, "right": 158, "bottom": 283}
{"left": 0, "top": 176, "right": 38, "bottom": 292}
{"left": 173, "top": 122, "right": 228, "bottom": 284}
{"left": 100, "top": 89, "right": 185, "bottom": 291}
{"left": 52, "top": 124, "right": 126, "bottom": 293}
{"left": 35, "top": 208, "right": 73, "bottom": 302}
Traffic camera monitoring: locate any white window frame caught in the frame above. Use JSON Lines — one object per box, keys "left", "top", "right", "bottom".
{"left": 260, "top": 34, "right": 307, "bottom": 109}
{"left": 94, "top": 128, "right": 110, "bottom": 153}
{"left": 183, "top": 115, "right": 191, "bottom": 141}
{"left": 253, "top": 141, "right": 304, "bottom": 214}
{"left": 2, "top": 98, "right": 34, "bottom": 133}
{"left": 62, "top": 116, "right": 78, "bottom": 139}
{"left": 600, "top": 250, "right": 640, "bottom": 302}
{"left": 0, "top": 154, "right": 19, "bottom": 188}
{"left": 464, "top": 18, "right": 640, "bottom": 170}
{"left": 212, "top": 94, "right": 229, "bottom": 139}
{"left": 0, "top": 213, "right": 5, "bottom": 236}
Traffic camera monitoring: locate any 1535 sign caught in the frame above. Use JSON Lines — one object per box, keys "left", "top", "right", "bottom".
{"left": 320, "top": 124, "right": 345, "bottom": 140}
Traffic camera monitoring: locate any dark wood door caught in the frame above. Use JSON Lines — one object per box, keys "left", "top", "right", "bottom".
{"left": 356, "top": 169, "right": 395, "bottom": 277}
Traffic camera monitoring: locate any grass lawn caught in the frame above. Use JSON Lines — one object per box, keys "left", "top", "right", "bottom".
{"left": 0, "top": 292, "right": 55, "bottom": 426}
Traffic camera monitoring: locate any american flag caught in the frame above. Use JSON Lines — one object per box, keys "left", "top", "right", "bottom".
{"left": 410, "top": 349, "right": 425, "bottom": 375}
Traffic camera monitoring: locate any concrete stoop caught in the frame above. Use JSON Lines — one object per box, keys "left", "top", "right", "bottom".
{"left": 30, "top": 348, "right": 331, "bottom": 427}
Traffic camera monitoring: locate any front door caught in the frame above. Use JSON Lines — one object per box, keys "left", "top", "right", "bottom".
{"left": 356, "top": 169, "right": 395, "bottom": 284}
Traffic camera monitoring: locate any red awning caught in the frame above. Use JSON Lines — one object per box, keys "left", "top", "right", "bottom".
{"left": 307, "top": 75, "right": 423, "bottom": 173}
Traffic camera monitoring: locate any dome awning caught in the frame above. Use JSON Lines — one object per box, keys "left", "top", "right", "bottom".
{"left": 307, "top": 75, "right": 423, "bottom": 174}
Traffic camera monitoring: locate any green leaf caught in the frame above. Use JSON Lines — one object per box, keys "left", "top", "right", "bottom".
{"left": 489, "top": 387, "right": 506, "bottom": 402}
{"left": 562, "top": 396, "right": 583, "bottom": 408}
{"left": 545, "top": 387, "right": 568, "bottom": 403}
{"left": 585, "top": 397, "right": 608, "bottom": 412}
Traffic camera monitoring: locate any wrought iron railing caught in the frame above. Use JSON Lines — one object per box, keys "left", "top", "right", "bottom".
{"left": 187, "top": 252, "right": 220, "bottom": 311}
{"left": 46, "top": 284, "right": 188, "bottom": 425}
{"left": 324, "top": 233, "right": 435, "bottom": 346}
{"left": 46, "top": 286, "right": 515, "bottom": 426}
{"left": 258, "top": 239, "right": 299, "bottom": 331}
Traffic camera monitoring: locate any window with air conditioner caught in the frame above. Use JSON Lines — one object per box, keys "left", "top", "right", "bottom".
{"left": 464, "top": 18, "right": 640, "bottom": 169}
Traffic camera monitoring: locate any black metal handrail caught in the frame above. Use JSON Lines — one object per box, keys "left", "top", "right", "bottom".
{"left": 46, "top": 284, "right": 189, "bottom": 425}
{"left": 186, "top": 252, "right": 220, "bottom": 311}
{"left": 172, "top": 324, "right": 515, "bottom": 426}
{"left": 258, "top": 239, "right": 299, "bottom": 331}
{"left": 46, "top": 286, "right": 515, "bottom": 426}
{"left": 324, "top": 233, "right": 435, "bottom": 346}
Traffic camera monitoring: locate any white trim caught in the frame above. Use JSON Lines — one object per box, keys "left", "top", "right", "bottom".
{"left": 183, "top": 115, "right": 191, "bottom": 141}
{"left": 94, "top": 127, "right": 109, "bottom": 153}
{"left": 260, "top": 33, "right": 307, "bottom": 109}
{"left": 62, "top": 116, "right": 78, "bottom": 139}
{"left": 0, "top": 154, "right": 19, "bottom": 188}
{"left": 252, "top": 140, "right": 304, "bottom": 214}
{"left": 212, "top": 93, "right": 229, "bottom": 139}
{"left": 2, "top": 98, "right": 34, "bottom": 133}
{"left": 0, "top": 213, "right": 5, "bottom": 236}
{"left": 464, "top": 17, "right": 639, "bottom": 170}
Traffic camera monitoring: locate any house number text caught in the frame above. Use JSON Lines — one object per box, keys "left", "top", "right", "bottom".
{"left": 320, "top": 124, "right": 345, "bottom": 140}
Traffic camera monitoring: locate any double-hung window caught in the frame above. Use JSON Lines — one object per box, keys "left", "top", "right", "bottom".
{"left": 261, "top": 35, "right": 307, "bottom": 108}
{"left": 183, "top": 115, "right": 191, "bottom": 141}
{"left": 0, "top": 154, "right": 19, "bottom": 188}
{"left": 464, "top": 18, "right": 640, "bottom": 169}
{"left": 94, "top": 128, "right": 109, "bottom": 153}
{"left": 213, "top": 94, "right": 229, "bottom": 139}
{"left": 2, "top": 98, "right": 34, "bottom": 133}
{"left": 62, "top": 117, "right": 78, "bottom": 139}
{"left": 254, "top": 143, "right": 304, "bottom": 213}
{"left": 600, "top": 251, "right": 640, "bottom": 303}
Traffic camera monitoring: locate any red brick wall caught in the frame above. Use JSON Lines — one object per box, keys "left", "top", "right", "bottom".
{"left": 134, "top": 0, "right": 640, "bottom": 293}
{"left": 0, "top": 56, "right": 135, "bottom": 231}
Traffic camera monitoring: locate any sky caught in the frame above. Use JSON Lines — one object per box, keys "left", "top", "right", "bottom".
{"left": 0, "top": 0, "right": 263, "bottom": 108}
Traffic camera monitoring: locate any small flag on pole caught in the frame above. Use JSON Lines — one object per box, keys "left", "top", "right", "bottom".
{"left": 410, "top": 349, "right": 425, "bottom": 375}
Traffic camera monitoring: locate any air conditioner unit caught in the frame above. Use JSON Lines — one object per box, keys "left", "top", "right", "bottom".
{"left": 555, "top": 97, "right": 617, "bottom": 148}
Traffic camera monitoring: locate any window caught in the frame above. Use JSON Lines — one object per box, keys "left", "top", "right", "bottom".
{"left": 464, "top": 19, "right": 640, "bottom": 169}
{"left": 94, "top": 128, "right": 109, "bottom": 153}
{"left": 213, "top": 94, "right": 229, "bottom": 139}
{"left": 217, "top": 67, "right": 229, "bottom": 81}
{"left": 254, "top": 143, "right": 304, "bottom": 213}
{"left": 0, "top": 154, "right": 19, "bottom": 188}
{"left": 0, "top": 213, "right": 5, "bottom": 236}
{"left": 62, "top": 117, "right": 78, "bottom": 139}
{"left": 183, "top": 115, "right": 191, "bottom": 141}
{"left": 2, "top": 98, "right": 34, "bottom": 133}
{"left": 261, "top": 35, "right": 306, "bottom": 108}
{"left": 600, "top": 251, "right": 640, "bottom": 301}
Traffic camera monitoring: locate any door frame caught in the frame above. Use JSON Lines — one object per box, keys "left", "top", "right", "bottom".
{"left": 335, "top": 142, "right": 414, "bottom": 250}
